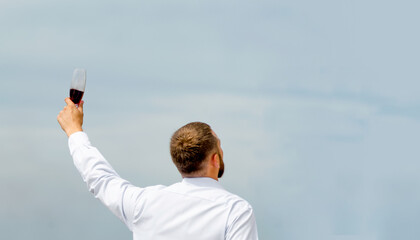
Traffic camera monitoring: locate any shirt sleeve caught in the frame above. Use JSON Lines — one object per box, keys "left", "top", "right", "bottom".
{"left": 225, "top": 203, "right": 259, "bottom": 240}
{"left": 68, "top": 131, "right": 144, "bottom": 231}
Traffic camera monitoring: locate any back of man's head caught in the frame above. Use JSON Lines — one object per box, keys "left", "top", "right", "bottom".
{"left": 170, "top": 122, "right": 218, "bottom": 176}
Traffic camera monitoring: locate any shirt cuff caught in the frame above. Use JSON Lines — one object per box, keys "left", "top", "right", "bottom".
{"left": 68, "top": 131, "right": 90, "bottom": 155}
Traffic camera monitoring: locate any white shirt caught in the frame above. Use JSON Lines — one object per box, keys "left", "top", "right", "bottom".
{"left": 69, "top": 132, "right": 258, "bottom": 240}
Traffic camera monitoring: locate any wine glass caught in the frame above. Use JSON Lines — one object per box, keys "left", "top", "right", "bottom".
{"left": 70, "top": 68, "right": 86, "bottom": 105}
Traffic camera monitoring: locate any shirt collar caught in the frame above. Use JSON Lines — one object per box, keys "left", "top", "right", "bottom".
{"left": 182, "top": 177, "right": 225, "bottom": 190}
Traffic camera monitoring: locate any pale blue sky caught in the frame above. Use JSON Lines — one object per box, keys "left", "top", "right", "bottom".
{"left": 1, "top": 1, "right": 420, "bottom": 239}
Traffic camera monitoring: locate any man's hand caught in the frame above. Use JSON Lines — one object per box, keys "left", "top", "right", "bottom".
{"left": 57, "top": 98, "right": 84, "bottom": 137}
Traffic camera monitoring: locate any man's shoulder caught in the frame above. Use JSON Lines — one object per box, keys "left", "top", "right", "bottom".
{"left": 223, "top": 190, "right": 253, "bottom": 211}
{"left": 191, "top": 183, "right": 253, "bottom": 212}
{"left": 144, "top": 184, "right": 167, "bottom": 191}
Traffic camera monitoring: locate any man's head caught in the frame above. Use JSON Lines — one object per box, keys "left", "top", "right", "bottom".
{"left": 170, "top": 122, "right": 224, "bottom": 179}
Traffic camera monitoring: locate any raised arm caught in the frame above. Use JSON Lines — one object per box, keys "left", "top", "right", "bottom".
{"left": 57, "top": 98, "right": 142, "bottom": 230}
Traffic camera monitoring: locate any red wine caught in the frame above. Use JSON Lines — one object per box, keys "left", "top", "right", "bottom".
{"left": 70, "top": 88, "right": 84, "bottom": 104}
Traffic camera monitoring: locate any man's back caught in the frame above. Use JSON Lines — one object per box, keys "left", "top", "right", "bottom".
{"left": 131, "top": 178, "right": 256, "bottom": 239}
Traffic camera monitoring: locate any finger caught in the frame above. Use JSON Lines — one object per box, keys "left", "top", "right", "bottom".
{"left": 65, "top": 98, "right": 76, "bottom": 107}
{"left": 78, "top": 100, "right": 84, "bottom": 113}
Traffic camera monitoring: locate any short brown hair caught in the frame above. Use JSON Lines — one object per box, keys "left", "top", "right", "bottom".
{"left": 170, "top": 122, "right": 218, "bottom": 175}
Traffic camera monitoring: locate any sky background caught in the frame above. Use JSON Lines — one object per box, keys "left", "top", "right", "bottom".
{"left": 1, "top": 0, "right": 420, "bottom": 239}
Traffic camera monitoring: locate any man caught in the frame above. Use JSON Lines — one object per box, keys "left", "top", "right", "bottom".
{"left": 57, "top": 98, "right": 258, "bottom": 240}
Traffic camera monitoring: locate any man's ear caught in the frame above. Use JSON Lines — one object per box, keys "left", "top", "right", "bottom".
{"left": 211, "top": 153, "right": 220, "bottom": 168}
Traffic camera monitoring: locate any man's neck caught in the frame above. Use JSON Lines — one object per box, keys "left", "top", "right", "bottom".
{"left": 182, "top": 172, "right": 218, "bottom": 181}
